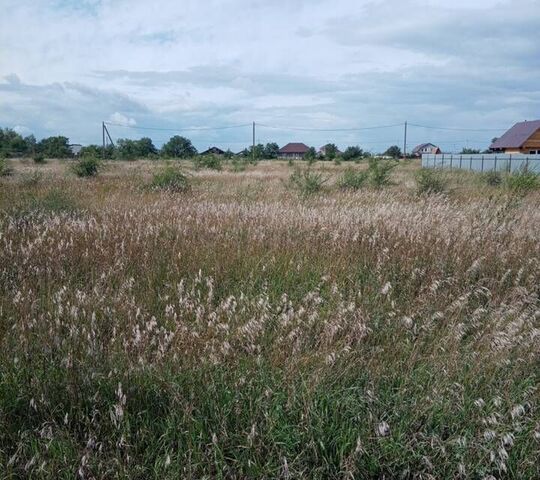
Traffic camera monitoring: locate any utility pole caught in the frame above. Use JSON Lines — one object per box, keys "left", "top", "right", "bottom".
{"left": 252, "top": 121, "right": 255, "bottom": 163}
{"left": 102, "top": 121, "right": 106, "bottom": 159}
{"left": 403, "top": 121, "right": 407, "bottom": 159}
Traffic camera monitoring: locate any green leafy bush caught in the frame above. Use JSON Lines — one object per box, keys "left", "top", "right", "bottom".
{"left": 338, "top": 168, "right": 368, "bottom": 190}
{"left": 415, "top": 168, "right": 447, "bottom": 195}
{"left": 368, "top": 158, "right": 396, "bottom": 187}
{"left": 289, "top": 168, "right": 327, "bottom": 195}
{"left": 72, "top": 156, "right": 101, "bottom": 177}
{"left": 506, "top": 169, "right": 539, "bottom": 193}
{"left": 33, "top": 154, "right": 46, "bottom": 164}
{"left": 150, "top": 164, "right": 190, "bottom": 192}
{"left": 194, "top": 155, "right": 223, "bottom": 171}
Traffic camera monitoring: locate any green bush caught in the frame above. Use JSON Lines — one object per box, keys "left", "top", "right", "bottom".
{"left": 506, "top": 169, "right": 539, "bottom": 193}
{"left": 289, "top": 167, "right": 327, "bottom": 195}
{"left": 231, "top": 157, "right": 247, "bottom": 172}
{"left": 368, "top": 158, "right": 396, "bottom": 188}
{"left": 33, "top": 154, "right": 46, "bottom": 164}
{"left": 194, "top": 155, "right": 223, "bottom": 171}
{"left": 72, "top": 156, "right": 101, "bottom": 178}
{"left": 150, "top": 164, "right": 190, "bottom": 192}
{"left": 415, "top": 168, "right": 447, "bottom": 195}
{"left": 482, "top": 170, "right": 502, "bottom": 186}
{"left": 338, "top": 168, "right": 368, "bottom": 190}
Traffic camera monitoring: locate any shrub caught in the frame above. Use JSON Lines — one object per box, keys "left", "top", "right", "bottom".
{"left": 338, "top": 168, "right": 368, "bottom": 190}
{"left": 194, "top": 155, "right": 223, "bottom": 171}
{"left": 506, "top": 169, "right": 539, "bottom": 193}
{"left": 0, "top": 157, "right": 13, "bottom": 176}
{"left": 231, "top": 157, "right": 247, "bottom": 172}
{"left": 289, "top": 167, "right": 327, "bottom": 195}
{"left": 483, "top": 170, "right": 502, "bottom": 187}
{"left": 72, "top": 156, "right": 101, "bottom": 178}
{"left": 150, "top": 164, "right": 190, "bottom": 192}
{"left": 368, "top": 158, "right": 396, "bottom": 187}
{"left": 415, "top": 168, "right": 447, "bottom": 195}
{"left": 33, "top": 154, "right": 46, "bottom": 164}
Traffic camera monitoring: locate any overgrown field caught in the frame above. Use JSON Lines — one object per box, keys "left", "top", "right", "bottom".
{"left": 1, "top": 159, "right": 539, "bottom": 478}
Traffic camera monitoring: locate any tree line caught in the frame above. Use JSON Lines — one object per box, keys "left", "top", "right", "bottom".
{"left": 1, "top": 127, "right": 405, "bottom": 161}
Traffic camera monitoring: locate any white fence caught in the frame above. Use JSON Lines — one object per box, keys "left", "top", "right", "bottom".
{"left": 422, "top": 153, "right": 540, "bottom": 173}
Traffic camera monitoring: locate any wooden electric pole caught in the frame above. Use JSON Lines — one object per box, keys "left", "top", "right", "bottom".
{"left": 252, "top": 121, "right": 256, "bottom": 162}
{"left": 403, "top": 121, "right": 408, "bottom": 159}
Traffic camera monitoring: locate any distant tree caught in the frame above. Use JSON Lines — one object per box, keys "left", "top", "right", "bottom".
{"left": 491, "top": 137, "right": 498, "bottom": 144}
{"left": 247, "top": 143, "right": 265, "bottom": 161}
{"left": 0, "top": 128, "right": 28, "bottom": 156}
{"left": 304, "top": 147, "right": 317, "bottom": 164}
{"left": 24, "top": 135, "right": 37, "bottom": 154}
{"left": 342, "top": 146, "right": 364, "bottom": 161}
{"left": 80, "top": 144, "right": 115, "bottom": 159}
{"left": 461, "top": 148, "right": 480, "bottom": 154}
{"left": 322, "top": 143, "right": 338, "bottom": 160}
{"left": 224, "top": 149, "right": 234, "bottom": 159}
{"left": 263, "top": 142, "right": 279, "bottom": 159}
{"left": 38, "top": 136, "right": 71, "bottom": 158}
{"left": 384, "top": 145, "right": 402, "bottom": 159}
{"left": 161, "top": 135, "right": 197, "bottom": 158}
{"left": 116, "top": 139, "right": 140, "bottom": 159}
{"left": 137, "top": 137, "right": 157, "bottom": 157}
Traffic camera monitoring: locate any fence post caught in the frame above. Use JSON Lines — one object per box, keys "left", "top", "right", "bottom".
{"left": 442, "top": 154, "right": 445, "bottom": 169}
{"left": 469, "top": 156, "right": 472, "bottom": 171}
{"left": 481, "top": 155, "right": 484, "bottom": 172}
{"left": 526, "top": 156, "right": 529, "bottom": 172}
{"left": 494, "top": 155, "right": 497, "bottom": 172}
{"left": 459, "top": 155, "right": 462, "bottom": 169}
{"left": 450, "top": 155, "right": 453, "bottom": 170}
{"left": 508, "top": 155, "right": 512, "bottom": 172}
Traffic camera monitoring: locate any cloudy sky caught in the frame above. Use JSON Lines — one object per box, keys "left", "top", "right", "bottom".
{"left": 1, "top": 0, "right": 539, "bottom": 152}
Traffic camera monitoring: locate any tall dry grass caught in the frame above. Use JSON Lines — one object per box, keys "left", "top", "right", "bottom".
{"left": 0, "top": 160, "right": 539, "bottom": 478}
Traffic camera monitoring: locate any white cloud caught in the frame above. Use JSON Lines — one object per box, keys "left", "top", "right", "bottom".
{"left": 108, "top": 112, "right": 137, "bottom": 126}
{"left": 0, "top": 0, "right": 538, "bottom": 151}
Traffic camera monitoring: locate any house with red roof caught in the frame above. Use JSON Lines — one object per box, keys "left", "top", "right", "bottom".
{"left": 490, "top": 120, "right": 540, "bottom": 154}
{"left": 278, "top": 142, "right": 310, "bottom": 159}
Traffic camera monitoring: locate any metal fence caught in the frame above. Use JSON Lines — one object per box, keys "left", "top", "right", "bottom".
{"left": 421, "top": 153, "right": 540, "bottom": 173}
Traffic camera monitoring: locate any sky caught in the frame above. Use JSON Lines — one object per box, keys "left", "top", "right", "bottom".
{"left": 1, "top": 0, "right": 539, "bottom": 153}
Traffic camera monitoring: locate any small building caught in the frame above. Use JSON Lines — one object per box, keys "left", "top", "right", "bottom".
{"left": 490, "top": 120, "right": 540, "bottom": 154}
{"left": 318, "top": 145, "right": 341, "bottom": 157}
{"left": 278, "top": 142, "right": 310, "bottom": 159}
{"left": 412, "top": 143, "right": 441, "bottom": 157}
{"left": 200, "top": 146, "right": 225, "bottom": 156}
{"left": 69, "top": 144, "right": 83, "bottom": 156}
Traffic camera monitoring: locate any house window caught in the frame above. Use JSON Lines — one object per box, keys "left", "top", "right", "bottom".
{"left": 529, "top": 150, "right": 540, "bottom": 154}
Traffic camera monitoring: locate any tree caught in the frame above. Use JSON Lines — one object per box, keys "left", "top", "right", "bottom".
{"left": 224, "top": 149, "right": 234, "bottom": 159}
{"left": 161, "top": 136, "right": 197, "bottom": 158}
{"left": 80, "top": 144, "right": 115, "bottom": 159}
{"left": 24, "top": 135, "right": 37, "bottom": 154}
{"left": 461, "top": 148, "right": 480, "bottom": 154}
{"left": 249, "top": 143, "right": 265, "bottom": 160}
{"left": 0, "top": 128, "right": 28, "bottom": 157}
{"left": 322, "top": 143, "right": 338, "bottom": 160}
{"left": 263, "top": 142, "right": 279, "bottom": 159}
{"left": 38, "top": 136, "right": 71, "bottom": 158}
{"left": 304, "top": 147, "right": 317, "bottom": 164}
{"left": 384, "top": 145, "right": 402, "bottom": 159}
{"left": 137, "top": 137, "right": 157, "bottom": 157}
{"left": 116, "top": 139, "right": 140, "bottom": 159}
{"left": 342, "top": 146, "right": 364, "bottom": 161}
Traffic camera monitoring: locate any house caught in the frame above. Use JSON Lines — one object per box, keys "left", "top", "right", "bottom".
{"left": 412, "top": 143, "right": 441, "bottom": 157}
{"left": 200, "top": 146, "right": 225, "bottom": 156}
{"left": 490, "top": 120, "right": 540, "bottom": 154}
{"left": 318, "top": 145, "right": 341, "bottom": 157}
{"left": 278, "top": 142, "right": 310, "bottom": 159}
{"left": 69, "top": 144, "right": 83, "bottom": 156}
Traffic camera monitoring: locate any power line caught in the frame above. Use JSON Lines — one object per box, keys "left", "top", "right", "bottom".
{"left": 408, "top": 123, "right": 505, "bottom": 132}
{"left": 103, "top": 122, "right": 252, "bottom": 132}
{"left": 257, "top": 122, "right": 403, "bottom": 132}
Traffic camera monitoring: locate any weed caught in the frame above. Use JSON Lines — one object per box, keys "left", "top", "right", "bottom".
{"left": 482, "top": 170, "right": 503, "bottom": 186}
{"left": 33, "top": 154, "right": 47, "bottom": 164}
{"left": 338, "top": 167, "right": 368, "bottom": 190}
{"left": 506, "top": 169, "right": 539, "bottom": 194}
{"left": 289, "top": 167, "right": 327, "bottom": 195}
{"left": 150, "top": 164, "right": 190, "bottom": 192}
{"left": 368, "top": 158, "right": 396, "bottom": 187}
{"left": 415, "top": 168, "right": 448, "bottom": 194}
{"left": 72, "top": 156, "right": 101, "bottom": 177}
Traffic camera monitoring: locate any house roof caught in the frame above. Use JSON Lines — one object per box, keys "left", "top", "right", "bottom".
{"left": 200, "top": 146, "right": 225, "bottom": 155}
{"left": 490, "top": 120, "right": 540, "bottom": 149}
{"left": 278, "top": 142, "right": 309, "bottom": 154}
{"left": 412, "top": 143, "right": 437, "bottom": 153}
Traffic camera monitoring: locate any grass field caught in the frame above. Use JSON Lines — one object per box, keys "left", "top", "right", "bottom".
{"left": 1, "top": 158, "right": 539, "bottom": 478}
